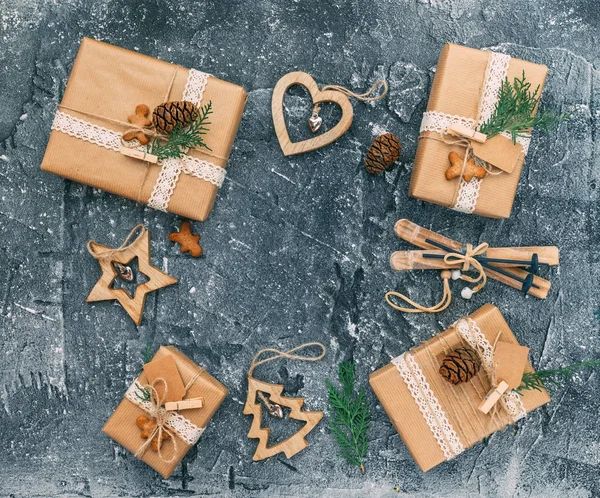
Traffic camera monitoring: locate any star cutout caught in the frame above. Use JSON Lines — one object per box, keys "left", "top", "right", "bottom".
{"left": 86, "top": 229, "right": 177, "bottom": 325}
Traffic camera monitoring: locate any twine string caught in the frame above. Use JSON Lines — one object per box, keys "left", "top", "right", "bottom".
{"left": 312, "top": 79, "right": 388, "bottom": 115}
{"left": 134, "top": 367, "right": 204, "bottom": 462}
{"left": 86, "top": 224, "right": 146, "bottom": 261}
{"left": 248, "top": 342, "right": 327, "bottom": 379}
{"left": 385, "top": 243, "right": 489, "bottom": 314}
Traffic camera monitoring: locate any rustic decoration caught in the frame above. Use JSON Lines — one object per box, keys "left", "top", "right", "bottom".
{"left": 364, "top": 133, "right": 401, "bottom": 174}
{"left": 122, "top": 104, "right": 152, "bottom": 145}
{"left": 244, "top": 377, "right": 323, "bottom": 461}
{"left": 136, "top": 414, "right": 171, "bottom": 452}
{"left": 168, "top": 221, "right": 202, "bottom": 257}
{"left": 272, "top": 72, "right": 354, "bottom": 157}
{"left": 152, "top": 100, "right": 200, "bottom": 134}
{"left": 439, "top": 347, "right": 482, "bottom": 385}
{"left": 445, "top": 151, "right": 487, "bottom": 182}
{"left": 244, "top": 343, "right": 326, "bottom": 461}
{"left": 86, "top": 226, "right": 178, "bottom": 325}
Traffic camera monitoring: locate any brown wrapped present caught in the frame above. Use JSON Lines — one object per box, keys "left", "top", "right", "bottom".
{"left": 103, "top": 346, "right": 228, "bottom": 478}
{"left": 41, "top": 38, "right": 247, "bottom": 221}
{"left": 369, "top": 304, "right": 550, "bottom": 472}
{"left": 409, "top": 44, "right": 548, "bottom": 218}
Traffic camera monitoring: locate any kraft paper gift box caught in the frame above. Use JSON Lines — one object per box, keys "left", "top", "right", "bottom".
{"left": 103, "top": 346, "right": 228, "bottom": 478}
{"left": 409, "top": 43, "right": 548, "bottom": 218}
{"left": 41, "top": 38, "right": 247, "bottom": 221}
{"left": 369, "top": 304, "right": 550, "bottom": 472}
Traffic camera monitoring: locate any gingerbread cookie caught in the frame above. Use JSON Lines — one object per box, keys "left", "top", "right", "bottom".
{"left": 169, "top": 221, "right": 203, "bottom": 257}
{"left": 445, "top": 151, "right": 487, "bottom": 182}
{"left": 123, "top": 104, "right": 152, "bottom": 145}
{"left": 136, "top": 414, "right": 171, "bottom": 452}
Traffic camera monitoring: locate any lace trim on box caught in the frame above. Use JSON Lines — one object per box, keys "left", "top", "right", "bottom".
{"left": 182, "top": 69, "right": 210, "bottom": 106}
{"left": 478, "top": 53, "right": 511, "bottom": 124}
{"left": 454, "top": 318, "right": 527, "bottom": 422}
{"left": 420, "top": 111, "right": 477, "bottom": 136}
{"left": 392, "top": 353, "right": 465, "bottom": 460}
{"left": 52, "top": 111, "right": 122, "bottom": 152}
{"left": 125, "top": 381, "right": 205, "bottom": 446}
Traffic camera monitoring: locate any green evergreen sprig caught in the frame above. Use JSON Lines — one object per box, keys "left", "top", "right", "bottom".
{"left": 150, "top": 101, "right": 213, "bottom": 160}
{"left": 134, "top": 382, "right": 151, "bottom": 402}
{"left": 515, "top": 359, "right": 600, "bottom": 395}
{"left": 326, "top": 361, "right": 370, "bottom": 472}
{"left": 478, "top": 72, "right": 568, "bottom": 144}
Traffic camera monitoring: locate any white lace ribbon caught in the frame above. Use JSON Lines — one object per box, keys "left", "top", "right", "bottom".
{"left": 125, "top": 380, "right": 205, "bottom": 446}
{"left": 420, "top": 51, "right": 532, "bottom": 214}
{"left": 51, "top": 68, "right": 225, "bottom": 213}
{"left": 392, "top": 353, "right": 465, "bottom": 460}
{"left": 454, "top": 318, "right": 527, "bottom": 422}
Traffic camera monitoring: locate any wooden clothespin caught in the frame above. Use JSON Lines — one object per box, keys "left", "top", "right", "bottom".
{"left": 447, "top": 123, "right": 487, "bottom": 144}
{"left": 165, "top": 397, "right": 204, "bottom": 411}
{"left": 120, "top": 147, "right": 158, "bottom": 164}
{"left": 478, "top": 381, "right": 509, "bottom": 414}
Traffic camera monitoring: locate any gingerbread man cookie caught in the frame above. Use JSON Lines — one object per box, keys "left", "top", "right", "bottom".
{"left": 123, "top": 104, "right": 152, "bottom": 145}
{"left": 445, "top": 151, "right": 487, "bottom": 182}
{"left": 169, "top": 221, "right": 203, "bottom": 257}
{"left": 136, "top": 414, "right": 171, "bottom": 452}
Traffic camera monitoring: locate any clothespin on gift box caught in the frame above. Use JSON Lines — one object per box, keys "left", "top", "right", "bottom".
{"left": 478, "top": 341, "right": 530, "bottom": 414}
{"left": 143, "top": 355, "right": 204, "bottom": 412}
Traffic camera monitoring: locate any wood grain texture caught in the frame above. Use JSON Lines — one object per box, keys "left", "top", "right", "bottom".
{"left": 272, "top": 71, "right": 353, "bottom": 156}
{"left": 392, "top": 219, "right": 554, "bottom": 299}
{"left": 86, "top": 229, "right": 178, "bottom": 325}
{"left": 390, "top": 247, "right": 559, "bottom": 271}
{"left": 243, "top": 377, "right": 323, "bottom": 461}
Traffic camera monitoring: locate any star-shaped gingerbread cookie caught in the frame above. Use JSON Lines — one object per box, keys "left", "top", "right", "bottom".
{"left": 169, "top": 221, "right": 203, "bottom": 257}
{"left": 86, "top": 228, "right": 177, "bottom": 325}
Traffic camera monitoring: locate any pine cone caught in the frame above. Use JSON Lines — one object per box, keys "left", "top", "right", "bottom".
{"left": 439, "top": 348, "right": 481, "bottom": 385}
{"left": 364, "top": 133, "right": 401, "bottom": 174}
{"left": 152, "top": 100, "right": 199, "bottom": 134}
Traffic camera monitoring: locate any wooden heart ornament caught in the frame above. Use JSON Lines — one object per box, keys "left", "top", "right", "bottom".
{"left": 272, "top": 71, "right": 353, "bottom": 156}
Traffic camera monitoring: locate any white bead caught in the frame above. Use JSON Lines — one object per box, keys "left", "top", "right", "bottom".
{"left": 461, "top": 287, "right": 474, "bottom": 299}
{"left": 451, "top": 269, "right": 462, "bottom": 281}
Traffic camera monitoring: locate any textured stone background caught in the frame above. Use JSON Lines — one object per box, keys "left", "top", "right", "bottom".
{"left": 1, "top": 0, "right": 599, "bottom": 496}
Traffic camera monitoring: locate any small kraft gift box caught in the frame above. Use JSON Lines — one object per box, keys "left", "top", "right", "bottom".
{"left": 103, "top": 346, "right": 228, "bottom": 478}
{"left": 410, "top": 43, "right": 548, "bottom": 218}
{"left": 41, "top": 38, "right": 247, "bottom": 221}
{"left": 369, "top": 304, "right": 550, "bottom": 472}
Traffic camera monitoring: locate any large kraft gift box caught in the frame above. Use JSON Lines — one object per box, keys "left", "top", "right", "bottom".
{"left": 41, "top": 38, "right": 247, "bottom": 221}
{"left": 103, "top": 346, "right": 228, "bottom": 478}
{"left": 409, "top": 44, "right": 548, "bottom": 218}
{"left": 369, "top": 304, "right": 550, "bottom": 472}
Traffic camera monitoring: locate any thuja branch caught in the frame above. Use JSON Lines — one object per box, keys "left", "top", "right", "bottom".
{"left": 150, "top": 101, "right": 213, "bottom": 160}
{"left": 478, "top": 72, "right": 568, "bottom": 144}
{"left": 326, "top": 361, "right": 370, "bottom": 472}
{"left": 515, "top": 359, "right": 600, "bottom": 395}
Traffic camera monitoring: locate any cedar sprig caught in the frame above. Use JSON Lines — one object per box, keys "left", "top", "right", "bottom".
{"left": 134, "top": 382, "right": 151, "bottom": 402}
{"left": 326, "top": 361, "right": 370, "bottom": 472}
{"left": 515, "top": 359, "right": 600, "bottom": 395}
{"left": 478, "top": 72, "right": 568, "bottom": 144}
{"left": 150, "top": 101, "right": 213, "bottom": 160}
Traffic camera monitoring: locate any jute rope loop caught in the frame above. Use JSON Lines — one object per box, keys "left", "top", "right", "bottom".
{"left": 312, "top": 79, "right": 388, "bottom": 115}
{"left": 86, "top": 224, "right": 146, "bottom": 261}
{"left": 386, "top": 243, "right": 489, "bottom": 314}
{"left": 248, "top": 342, "right": 327, "bottom": 379}
{"left": 134, "top": 368, "right": 204, "bottom": 462}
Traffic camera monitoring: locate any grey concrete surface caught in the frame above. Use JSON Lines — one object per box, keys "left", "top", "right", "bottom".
{"left": 1, "top": 0, "right": 599, "bottom": 496}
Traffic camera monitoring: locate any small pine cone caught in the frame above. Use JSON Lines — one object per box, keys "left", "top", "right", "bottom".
{"left": 439, "top": 348, "right": 481, "bottom": 385}
{"left": 152, "top": 100, "right": 199, "bottom": 134}
{"left": 364, "top": 133, "right": 401, "bottom": 174}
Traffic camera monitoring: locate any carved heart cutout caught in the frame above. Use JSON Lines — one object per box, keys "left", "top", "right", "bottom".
{"left": 272, "top": 71, "right": 354, "bottom": 156}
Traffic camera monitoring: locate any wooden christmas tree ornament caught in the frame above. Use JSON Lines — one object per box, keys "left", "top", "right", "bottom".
{"left": 243, "top": 343, "right": 327, "bottom": 461}
{"left": 272, "top": 71, "right": 387, "bottom": 156}
{"left": 86, "top": 225, "right": 177, "bottom": 325}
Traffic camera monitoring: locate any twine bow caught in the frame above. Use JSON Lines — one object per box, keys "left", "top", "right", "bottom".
{"left": 385, "top": 243, "right": 489, "bottom": 314}
{"left": 134, "top": 369, "right": 203, "bottom": 463}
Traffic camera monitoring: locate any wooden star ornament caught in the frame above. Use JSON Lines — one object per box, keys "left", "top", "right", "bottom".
{"left": 169, "top": 221, "right": 203, "bottom": 257}
{"left": 86, "top": 226, "right": 177, "bottom": 325}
